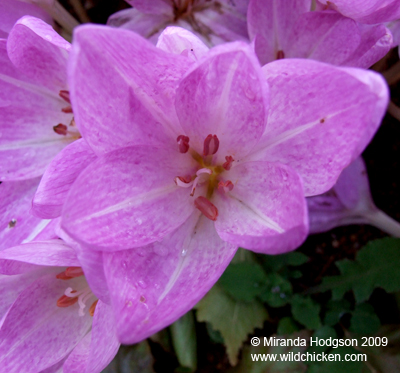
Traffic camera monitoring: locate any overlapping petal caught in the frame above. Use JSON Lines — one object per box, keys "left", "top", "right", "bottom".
{"left": 33, "top": 139, "right": 97, "bottom": 219}
{"left": 103, "top": 212, "right": 237, "bottom": 343}
{"left": 7, "top": 16, "right": 70, "bottom": 91}
{"left": 69, "top": 25, "right": 191, "bottom": 155}
{"left": 214, "top": 161, "right": 308, "bottom": 253}
{"left": 0, "top": 274, "right": 92, "bottom": 373}
{"left": 176, "top": 42, "right": 268, "bottom": 161}
{"left": 250, "top": 59, "right": 388, "bottom": 196}
{"left": 62, "top": 146, "right": 197, "bottom": 250}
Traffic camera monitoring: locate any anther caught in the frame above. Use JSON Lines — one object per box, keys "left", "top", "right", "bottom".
{"left": 53, "top": 123, "right": 68, "bottom": 136}
{"left": 218, "top": 180, "right": 234, "bottom": 193}
{"left": 222, "top": 156, "right": 234, "bottom": 170}
{"left": 56, "top": 271, "right": 73, "bottom": 280}
{"left": 177, "top": 135, "right": 190, "bottom": 153}
{"left": 65, "top": 267, "right": 85, "bottom": 278}
{"left": 89, "top": 300, "right": 98, "bottom": 316}
{"left": 59, "top": 90, "right": 71, "bottom": 103}
{"left": 57, "top": 292, "right": 78, "bottom": 307}
{"left": 62, "top": 106, "right": 73, "bottom": 113}
{"left": 203, "top": 134, "right": 219, "bottom": 156}
{"left": 276, "top": 50, "right": 285, "bottom": 60}
{"left": 194, "top": 196, "right": 218, "bottom": 221}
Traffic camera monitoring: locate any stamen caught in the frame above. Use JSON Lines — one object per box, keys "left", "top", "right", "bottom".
{"left": 177, "top": 135, "right": 190, "bottom": 153}
{"left": 65, "top": 267, "right": 85, "bottom": 278}
{"left": 62, "top": 106, "right": 73, "bottom": 113}
{"left": 218, "top": 180, "right": 234, "bottom": 193}
{"left": 190, "top": 168, "right": 213, "bottom": 196}
{"left": 89, "top": 300, "right": 98, "bottom": 316}
{"left": 59, "top": 90, "right": 71, "bottom": 103}
{"left": 53, "top": 123, "right": 68, "bottom": 136}
{"left": 222, "top": 156, "right": 234, "bottom": 170}
{"left": 276, "top": 50, "right": 285, "bottom": 60}
{"left": 57, "top": 292, "right": 78, "bottom": 307}
{"left": 203, "top": 134, "right": 219, "bottom": 156}
{"left": 194, "top": 196, "right": 218, "bottom": 221}
{"left": 175, "top": 176, "right": 193, "bottom": 187}
{"left": 56, "top": 271, "right": 73, "bottom": 280}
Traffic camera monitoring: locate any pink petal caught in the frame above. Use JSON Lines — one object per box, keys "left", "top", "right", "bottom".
{"left": 0, "top": 0, "right": 52, "bottom": 36}
{"left": 251, "top": 59, "right": 388, "bottom": 196}
{"left": 0, "top": 39, "right": 73, "bottom": 180}
{"left": 0, "top": 274, "right": 92, "bottom": 372}
{"left": 157, "top": 26, "right": 209, "bottom": 61}
{"left": 84, "top": 301, "right": 119, "bottom": 372}
{"left": 33, "top": 139, "right": 97, "bottom": 219}
{"left": 62, "top": 146, "right": 196, "bottom": 251}
{"left": 7, "top": 16, "right": 70, "bottom": 92}
{"left": 124, "top": 0, "right": 173, "bottom": 15}
{"left": 287, "top": 11, "right": 361, "bottom": 65}
{"left": 175, "top": 42, "right": 268, "bottom": 162}
{"left": 248, "top": 0, "right": 312, "bottom": 64}
{"left": 342, "top": 24, "right": 392, "bottom": 68}
{"left": 0, "top": 178, "right": 51, "bottom": 250}
{"left": 318, "top": 0, "right": 400, "bottom": 24}
{"left": 69, "top": 25, "right": 190, "bottom": 155}
{"left": 103, "top": 212, "right": 237, "bottom": 343}
{"left": 107, "top": 8, "right": 171, "bottom": 44}
{"left": 0, "top": 239, "right": 79, "bottom": 269}
{"left": 214, "top": 161, "right": 308, "bottom": 254}
{"left": 63, "top": 332, "right": 91, "bottom": 373}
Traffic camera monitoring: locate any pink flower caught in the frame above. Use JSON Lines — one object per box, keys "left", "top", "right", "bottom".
{"left": 308, "top": 157, "right": 400, "bottom": 236}
{"left": 108, "top": 0, "right": 249, "bottom": 45}
{"left": 247, "top": 0, "right": 393, "bottom": 67}
{"left": 34, "top": 26, "right": 388, "bottom": 343}
{"left": 0, "top": 16, "right": 79, "bottom": 181}
{"left": 0, "top": 239, "right": 119, "bottom": 373}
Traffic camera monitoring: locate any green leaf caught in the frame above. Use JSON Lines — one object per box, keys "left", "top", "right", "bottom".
{"left": 309, "top": 238, "right": 400, "bottom": 303}
{"left": 218, "top": 262, "right": 268, "bottom": 302}
{"left": 291, "top": 295, "right": 321, "bottom": 330}
{"left": 307, "top": 346, "right": 363, "bottom": 373}
{"left": 262, "top": 252, "right": 309, "bottom": 272}
{"left": 206, "top": 322, "right": 224, "bottom": 344}
{"left": 170, "top": 311, "right": 197, "bottom": 371}
{"left": 195, "top": 285, "right": 268, "bottom": 365}
{"left": 308, "top": 326, "right": 337, "bottom": 354}
{"left": 101, "top": 341, "right": 155, "bottom": 373}
{"left": 227, "top": 331, "right": 310, "bottom": 373}
{"left": 324, "top": 300, "right": 351, "bottom": 326}
{"left": 349, "top": 303, "right": 380, "bottom": 335}
{"left": 277, "top": 317, "right": 299, "bottom": 336}
{"left": 259, "top": 273, "right": 292, "bottom": 307}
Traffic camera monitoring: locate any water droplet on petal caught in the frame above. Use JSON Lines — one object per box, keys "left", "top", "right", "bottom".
{"left": 181, "top": 249, "right": 188, "bottom": 257}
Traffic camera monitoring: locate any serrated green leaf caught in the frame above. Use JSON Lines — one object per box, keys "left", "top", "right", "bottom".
{"left": 227, "top": 331, "right": 310, "bottom": 373}
{"left": 101, "top": 341, "right": 155, "bottom": 373}
{"left": 195, "top": 285, "right": 268, "bottom": 366}
{"left": 308, "top": 326, "right": 337, "bottom": 354}
{"left": 218, "top": 262, "right": 268, "bottom": 302}
{"left": 349, "top": 303, "right": 380, "bottom": 335}
{"left": 309, "top": 238, "right": 400, "bottom": 303}
{"left": 277, "top": 317, "right": 299, "bottom": 336}
{"left": 206, "top": 322, "right": 224, "bottom": 344}
{"left": 170, "top": 311, "right": 197, "bottom": 371}
{"left": 262, "top": 252, "right": 309, "bottom": 272}
{"left": 323, "top": 300, "right": 351, "bottom": 326}
{"left": 291, "top": 295, "right": 321, "bottom": 330}
{"left": 259, "top": 273, "right": 292, "bottom": 307}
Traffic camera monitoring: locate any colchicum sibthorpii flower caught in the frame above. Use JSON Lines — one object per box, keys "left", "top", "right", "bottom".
{"left": 22, "top": 26, "right": 387, "bottom": 343}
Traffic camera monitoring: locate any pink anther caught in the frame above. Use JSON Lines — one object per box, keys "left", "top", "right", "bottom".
{"left": 175, "top": 176, "right": 193, "bottom": 187}
{"left": 53, "top": 123, "right": 68, "bottom": 136}
{"left": 59, "top": 90, "right": 71, "bottom": 103}
{"left": 203, "top": 134, "right": 219, "bottom": 156}
{"left": 194, "top": 196, "right": 218, "bottom": 221}
{"left": 177, "top": 135, "right": 190, "bottom": 153}
{"left": 218, "top": 180, "right": 234, "bottom": 193}
{"left": 222, "top": 156, "right": 234, "bottom": 170}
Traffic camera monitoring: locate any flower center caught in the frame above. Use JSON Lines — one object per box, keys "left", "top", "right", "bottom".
{"left": 175, "top": 134, "right": 235, "bottom": 221}
{"left": 56, "top": 267, "right": 98, "bottom": 317}
{"left": 53, "top": 90, "right": 81, "bottom": 140}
